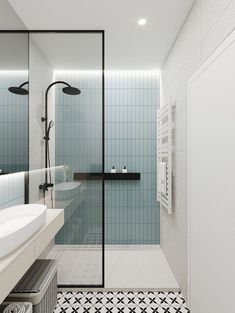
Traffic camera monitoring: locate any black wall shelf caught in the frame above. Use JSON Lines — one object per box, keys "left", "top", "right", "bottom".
{"left": 74, "top": 173, "right": 103, "bottom": 180}
{"left": 74, "top": 173, "right": 140, "bottom": 181}
{"left": 104, "top": 173, "right": 140, "bottom": 180}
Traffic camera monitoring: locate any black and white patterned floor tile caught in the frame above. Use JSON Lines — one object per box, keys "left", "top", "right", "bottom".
{"left": 55, "top": 291, "right": 190, "bottom": 313}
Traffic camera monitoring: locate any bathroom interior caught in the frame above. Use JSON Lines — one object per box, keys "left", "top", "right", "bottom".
{"left": 0, "top": 1, "right": 235, "bottom": 313}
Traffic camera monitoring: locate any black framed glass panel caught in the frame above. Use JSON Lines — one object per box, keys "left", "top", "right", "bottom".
{"left": 29, "top": 31, "right": 104, "bottom": 287}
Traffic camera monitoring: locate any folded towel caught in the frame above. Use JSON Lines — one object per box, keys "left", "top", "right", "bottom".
{"left": 3, "top": 303, "right": 26, "bottom": 313}
{"left": 159, "top": 162, "right": 167, "bottom": 195}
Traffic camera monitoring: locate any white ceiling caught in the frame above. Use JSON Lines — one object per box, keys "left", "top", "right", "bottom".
{"left": 30, "top": 33, "right": 102, "bottom": 70}
{"left": 0, "top": 33, "right": 28, "bottom": 69}
{"left": 8, "top": 0, "right": 194, "bottom": 70}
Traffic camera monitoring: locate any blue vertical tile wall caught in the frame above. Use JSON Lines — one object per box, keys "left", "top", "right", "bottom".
{"left": 0, "top": 72, "right": 28, "bottom": 173}
{"left": 55, "top": 71, "right": 102, "bottom": 174}
{"left": 105, "top": 71, "right": 160, "bottom": 244}
{"left": 55, "top": 71, "right": 160, "bottom": 245}
{"left": 55, "top": 71, "right": 103, "bottom": 245}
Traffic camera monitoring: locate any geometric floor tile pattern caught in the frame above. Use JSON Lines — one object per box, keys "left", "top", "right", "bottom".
{"left": 55, "top": 291, "right": 190, "bottom": 313}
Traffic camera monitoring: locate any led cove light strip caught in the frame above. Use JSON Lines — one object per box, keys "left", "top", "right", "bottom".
{"left": 0, "top": 70, "right": 28, "bottom": 75}
{"left": 54, "top": 70, "right": 160, "bottom": 75}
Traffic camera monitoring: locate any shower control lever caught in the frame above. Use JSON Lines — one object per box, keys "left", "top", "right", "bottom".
{"left": 39, "top": 182, "right": 54, "bottom": 192}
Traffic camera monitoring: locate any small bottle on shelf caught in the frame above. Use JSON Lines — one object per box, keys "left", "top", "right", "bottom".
{"left": 122, "top": 165, "right": 127, "bottom": 173}
{"left": 111, "top": 166, "right": 116, "bottom": 173}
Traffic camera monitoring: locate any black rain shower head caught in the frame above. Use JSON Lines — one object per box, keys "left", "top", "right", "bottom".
{"left": 62, "top": 86, "right": 81, "bottom": 95}
{"left": 8, "top": 87, "right": 28, "bottom": 95}
{"left": 8, "top": 81, "right": 29, "bottom": 95}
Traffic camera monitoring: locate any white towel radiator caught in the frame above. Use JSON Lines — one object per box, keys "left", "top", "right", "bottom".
{"left": 157, "top": 103, "right": 173, "bottom": 214}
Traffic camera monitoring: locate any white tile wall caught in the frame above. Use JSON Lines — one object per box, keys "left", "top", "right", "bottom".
{"left": 160, "top": 0, "right": 235, "bottom": 298}
{"left": 200, "top": 0, "right": 232, "bottom": 35}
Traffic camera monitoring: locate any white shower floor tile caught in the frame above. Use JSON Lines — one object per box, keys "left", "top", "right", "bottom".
{"left": 105, "top": 245, "right": 180, "bottom": 291}
{"left": 47, "top": 245, "right": 102, "bottom": 285}
{"left": 47, "top": 245, "right": 179, "bottom": 290}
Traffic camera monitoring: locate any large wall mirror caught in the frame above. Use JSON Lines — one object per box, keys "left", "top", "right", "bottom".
{"left": 0, "top": 30, "right": 104, "bottom": 287}
{"left": 0, "top": 32, "right": 29, "bottom": 174}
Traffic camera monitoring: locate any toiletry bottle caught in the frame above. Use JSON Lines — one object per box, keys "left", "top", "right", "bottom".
{"left": 111, "top": 166, "right": 116, "bottom": 173}
{"left": 122, "top": 165, "right": 127, "bottom": 173}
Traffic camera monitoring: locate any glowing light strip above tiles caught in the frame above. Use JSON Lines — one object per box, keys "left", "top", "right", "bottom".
{"left": 54, "top": 70, "right": 161, "bottom": 80}
{"left": 54, "top": 70, "right": 102, "bottom": 75}
{"left": 54, "top": 70, "right": 160, "bottom": 74}
{"left": 0, "top": 70, "right": 28, "bottom": 75}
{"left": 0, "top": 166, "right": 66, "bottom": 181}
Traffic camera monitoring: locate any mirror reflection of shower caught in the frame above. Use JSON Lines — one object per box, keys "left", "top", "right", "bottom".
{"left": 8, "top": 81, "right": 29, "bottom": 95}
{"left": 40, "top": 81, "right": 81, "bottom": 207}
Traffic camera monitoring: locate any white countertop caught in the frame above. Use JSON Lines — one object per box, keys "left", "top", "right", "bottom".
{"left": 0, "top": 209, "right": 64, "bottom": 304}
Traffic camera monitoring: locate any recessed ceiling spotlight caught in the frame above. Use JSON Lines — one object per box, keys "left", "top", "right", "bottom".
{"left": 138, "top": 18, "right": 147, "bottom": 26}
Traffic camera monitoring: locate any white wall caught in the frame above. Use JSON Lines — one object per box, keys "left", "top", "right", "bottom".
{"left": 160, "top": 0, "right": 235, "bottom": 298}
{"left": 188, "top": 30, "right": 235, "bottom": 313}
{"left": 29, "top": 39, "right": 54, "bottom": 205}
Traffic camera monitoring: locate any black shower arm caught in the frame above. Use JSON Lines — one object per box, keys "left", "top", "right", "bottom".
{"left": 19, "top": 81, "right": 29, "bottom": 88}
{"left": 44, "top": 81, "right": 71, "bottom": 123}
{"left": 45, "top": 80, "right": 71, "bottom": 97}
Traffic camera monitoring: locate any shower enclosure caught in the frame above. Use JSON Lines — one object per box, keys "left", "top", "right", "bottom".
{"left": 0, "top": 30, "right": 163, "bottom": 290}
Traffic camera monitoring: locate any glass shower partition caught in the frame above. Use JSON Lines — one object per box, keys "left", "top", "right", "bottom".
{"left": 28, "top": 31, "right": 104, "bottom": 288}
{"left": 54, "top": 33, "right": 104, "bottom": 287}
{"left": 54, "top": 70, "right": 104, "bottom": 287}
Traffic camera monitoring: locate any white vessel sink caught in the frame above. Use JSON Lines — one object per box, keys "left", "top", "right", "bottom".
{"left": 0, "top": 204, "right": 47, "bottom": 258}
{"left": 55, "top": 181, "right": 81, "bottom": 200}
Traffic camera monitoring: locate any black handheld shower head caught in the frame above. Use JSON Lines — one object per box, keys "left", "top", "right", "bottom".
{"left": 47, "top": 120, "right": 54, "bottom": 136}
{"left": 44, "top": 120, "right": 54, "bottom": 140}
{"left": 49, "top": 120, "right": 54, "bottom": 129}
{"left": 8, "top": 81, "right": 29, "bottom": 95}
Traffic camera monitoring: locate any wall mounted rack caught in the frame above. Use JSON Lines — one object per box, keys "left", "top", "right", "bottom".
{"left": 74, "top": 173, "right": 140, "bottom": 181}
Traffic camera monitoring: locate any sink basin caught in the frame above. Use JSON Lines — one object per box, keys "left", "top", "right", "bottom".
{"left": 55, "top": 181, "right": 81, "bottom": 200}
{"left": 0, "top": 204, "right": 47, "bottom": 258}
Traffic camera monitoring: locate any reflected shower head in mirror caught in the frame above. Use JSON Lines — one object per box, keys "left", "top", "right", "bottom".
{"left": 62, "top": 86, "right": 81, "bottom": 95}
{"left": 8, "top": 81, "right": 29, "bottom": 95}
